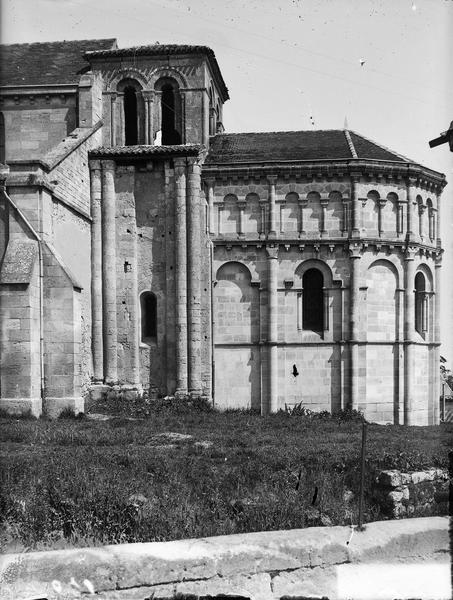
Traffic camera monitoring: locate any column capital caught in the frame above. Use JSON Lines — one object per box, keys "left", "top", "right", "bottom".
{"left": 89, "top": 159, "right": 101, "bottom": 172}
{"left": 101, "top": 159, "right": 116, "bottom": 172}
{"left": 204, "top": 177, "right": 216, "bottom": 187}
{"left": 142, "top": 90, "right": 155, "bottom": 101}
{"left": 267, "top": 175, "right": 278, "bottom": 184}
{"left": 266, "top": 244, "right": 279, "bottom": 259}
{"left": 404, "top": 246, "right": 417, "bottom": 260}
{"left": 434, "top": 249, "right": 443, "bottom": 266}
{"left": 350, "top": 172, "right": 362, "bottom": 182}
{"left": 173, "top": 157, "right": 186, "bottom": 173}
{"left": 348, "top": 242, "right": 363, "bottom": 258}
{"left": 187, "top": 156, "right": 202, "bottom": 172}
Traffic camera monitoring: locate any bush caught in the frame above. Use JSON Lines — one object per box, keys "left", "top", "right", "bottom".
{"left": 281, "top": 403, "right": 366, "bottom": 423}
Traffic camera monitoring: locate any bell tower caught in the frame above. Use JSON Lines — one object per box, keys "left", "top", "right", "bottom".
{"left": 84, "top": 44, "right": 229, "bottom": 147}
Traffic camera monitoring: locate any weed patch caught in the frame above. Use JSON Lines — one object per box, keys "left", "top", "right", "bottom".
{"left": 0, "top": 412, "right": 450, "bottom": 552}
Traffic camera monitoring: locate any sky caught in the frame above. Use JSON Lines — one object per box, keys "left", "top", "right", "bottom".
{"left": 2, "top": 0, "right": 453, "bottom": 362}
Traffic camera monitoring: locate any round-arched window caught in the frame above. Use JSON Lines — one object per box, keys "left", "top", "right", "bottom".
{"left": 303, "top": 268, "right": 324, "bottom": 331}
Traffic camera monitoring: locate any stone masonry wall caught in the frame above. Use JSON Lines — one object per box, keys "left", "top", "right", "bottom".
{"left": 2, "top": 97, "right": 77, "bottom": 161}
{"left": 373, "top": 469, "right": 449, "bottom": 518}
{"left": 50, "top": 127, "right": 103, "bottom": 216}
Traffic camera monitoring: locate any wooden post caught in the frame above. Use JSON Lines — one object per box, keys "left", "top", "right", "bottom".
{"left": 358, "top": 421, "right": 368, "bottom": 531}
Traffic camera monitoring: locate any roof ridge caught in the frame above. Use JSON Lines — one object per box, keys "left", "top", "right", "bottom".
{"left": 0, "top": 38, "right": 116, "bottom": 48}
{"left": 213, "top": 129, "right": 345, "bottom": 136}
{"left": 348, "top": 129, "right": 415, "bottom": 163}
{"left": 343, "top": 130, "right": 358, "bottom": 158}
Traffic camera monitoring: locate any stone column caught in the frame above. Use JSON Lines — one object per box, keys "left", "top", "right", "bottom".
{"left": 259, "top": 200, "right": 267, "bottom": 237}
{"left": 418, "top": 204, "right": 426, "bottom": 241}
{"left": 299, "top": 197, "right": 307, "bottom": 235}
{"left": 349, "top": 243, "right": 361, "bottom": 410}
{"left": 351, "top": 174, "right": 361, "bottom": 237}
{"left": 174, "top": 158, "right": 188, "bottom": 395}
{"left": 378, "top": 199, "right": 386, "bottom": 236}
{"left": 342, "top": 198, "right": 349, "bottom": 234}
{"left": 266, "top": 245, "right": 279, "bottom": 414}
{"left": 436, "top": 192, "right": 441, "bottom": 246}
{"left": 397, "top": 202, "right": 404, "bottom": 236}
{"left": 320, "top": 197, "right": 328, "bottom": 235}
{"left": 323, "top": 287, "right": 330, "bottom": 331}
{"left": 101, "top": 160, "right": 118, "bottom": 384}
{"left": 144, "top": 93, "right": 150, "bottom": 145}
{"left": 143, "top": 91, "right": 154, "bottom": 145}
{"left": 110, "top": 93, "right": 117, "bottom": 146}
{"left": 187, "top": 158, "right": 202, "bottom": 395}
{"left": 238, "top": 201, "right": 246, "bottom": 236}
{"left": 404, "top": 247, "right": 416, "bottom": 425}
{"left": 128, "top": 167, "right": 140, "bottom": 387}
{"left": 90, "top": 160, "right": 103, "bottom": 382}
{"left": 433, "top": 254, "right": 442, "bottom": 424}
{"left": 205, "top": 178, "right": 215, "bottom": 234}
{"left": 406, "top": 177, "right": 417, "bottom": 238}
{"left": 267, "top": 176, "right": 277, "bottom": 237}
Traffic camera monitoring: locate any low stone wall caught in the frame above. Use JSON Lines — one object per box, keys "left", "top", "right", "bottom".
{"left": 0, "top": 517, "right": 449, "bottom": 600}
{"left": 373, "top": 468, "right": 449, "bottom": 518}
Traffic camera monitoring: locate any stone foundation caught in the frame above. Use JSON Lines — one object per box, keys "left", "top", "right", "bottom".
{"left": 0, "top": 397, "right": 42, "bottom": 418}
{"left": 373, "top": 468, "right": 449, "bottom": 518}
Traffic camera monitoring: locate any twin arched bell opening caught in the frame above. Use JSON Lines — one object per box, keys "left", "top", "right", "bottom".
{"left": 116, "top": 77, "right": 183, "bottom": 147}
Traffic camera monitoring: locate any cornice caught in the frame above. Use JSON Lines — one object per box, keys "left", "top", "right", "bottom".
{"left": 211, "top": 238, "right": 441, "bottom": 259}
{"left": 201, "top": 159, "right": 447, "bottom": 191}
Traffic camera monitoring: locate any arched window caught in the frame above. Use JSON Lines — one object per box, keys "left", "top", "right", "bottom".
{"left": 140, "top": 292, "right": 157, "bottom": 343}
{"left": 0, "top": 113, "right": 5, "bottom": 163}
{"left": 303, "top": 268, "right": 324, "bottom": 331}
{"left": 415, "top": 272, "right": 427, "bottom": 334}
{"left": 161, "top": 84, "right": 181, "bottom": 145}
{"left": 123, "top": 86, "right": 138, "bottom": 145}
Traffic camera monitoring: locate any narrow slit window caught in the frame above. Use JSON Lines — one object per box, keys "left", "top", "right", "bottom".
{"left": 141, "top": 292, "right": 157, "bottom": 342}
{"left": 302, "top": 268, "right": 324, "bottom": 331}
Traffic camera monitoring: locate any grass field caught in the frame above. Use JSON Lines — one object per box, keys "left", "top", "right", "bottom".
{"left": 1, "top": 403, "right": 451, "bottom": 552}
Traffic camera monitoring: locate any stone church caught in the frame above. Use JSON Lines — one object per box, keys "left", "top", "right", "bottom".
{"left": 0, "top": 39, "right": 446, "bottom": 424}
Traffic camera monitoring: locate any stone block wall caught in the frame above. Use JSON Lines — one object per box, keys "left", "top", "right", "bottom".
{"left": 1, "top": 97, "right": 77, "bottom": 161}
{"left": 41, "top": 244, "right": 83, "bottom": 416}
{"left": 206, "top": 169, "right": 440, "bottom": 422}
{"left": 373, "top": 469, "right": 449, "bottom": 518}
{"left": 50, "top": 126, "right": 103, "bottom": 215}
{"left": 91, "top": 151, "right": 211, "bottom": 399}
{"left": 0, "top": 257, "right": 41, "bottom": 415}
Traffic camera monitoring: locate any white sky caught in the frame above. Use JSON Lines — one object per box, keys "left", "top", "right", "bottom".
{"left": 2, "top": 0, "right": 453, "bottom": 362}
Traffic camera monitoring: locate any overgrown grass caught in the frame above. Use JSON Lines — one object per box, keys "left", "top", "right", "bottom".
{"left": 0, "top": 407, "right": 451, "bottom": 552}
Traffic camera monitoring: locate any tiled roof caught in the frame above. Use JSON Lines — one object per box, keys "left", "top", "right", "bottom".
{"left": 89, "top": 144, "right": 203, "bottom": 158}
{"left": 85, "top": 44, "right": 229, "bottom": 101}
{"left": 0, "top": 39, "right": 117, "bottom": 87}
{"left": 205, "top": 130, "right": 410, "bottom": 164}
